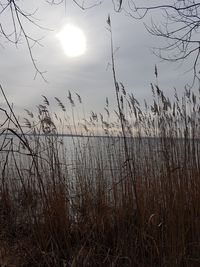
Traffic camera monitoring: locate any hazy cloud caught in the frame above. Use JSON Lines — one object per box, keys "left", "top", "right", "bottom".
{"left": 0, "top": 1, "right": 196, "bottom": 120}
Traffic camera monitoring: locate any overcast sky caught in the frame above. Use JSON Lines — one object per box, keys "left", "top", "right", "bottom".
{"left": 0, "top": 0, "right": 195, "bottom": 124}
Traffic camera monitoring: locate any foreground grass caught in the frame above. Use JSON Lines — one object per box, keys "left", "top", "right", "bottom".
{"left": 1, "top": 84, "right": 200, "bottom": 266}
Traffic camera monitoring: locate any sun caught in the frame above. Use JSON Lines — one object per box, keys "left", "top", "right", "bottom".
{"left": 57, "top": 24, "right": 86, "bottom": 58}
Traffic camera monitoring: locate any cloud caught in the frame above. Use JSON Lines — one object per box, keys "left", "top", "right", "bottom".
{"left": 0, "top": 0, "right": 196, "bottom": 123}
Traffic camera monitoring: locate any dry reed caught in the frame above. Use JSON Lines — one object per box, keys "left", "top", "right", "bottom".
{"left": 0, "top": 80, "right": 200, "bottom": 266}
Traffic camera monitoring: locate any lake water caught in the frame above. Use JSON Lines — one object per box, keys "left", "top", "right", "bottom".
{"left": 1, "top": 133, "right": 200, "bottom": 185}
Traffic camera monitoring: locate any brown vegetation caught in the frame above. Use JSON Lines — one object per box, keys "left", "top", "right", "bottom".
{"left": 1, "top": 82, "right": 200, "bottom": 266}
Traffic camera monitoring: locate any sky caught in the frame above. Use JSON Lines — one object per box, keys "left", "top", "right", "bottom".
{"left": 0, "top": 0, "right": 196, "bottom": 129}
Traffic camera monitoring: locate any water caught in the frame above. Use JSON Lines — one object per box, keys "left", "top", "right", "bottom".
{"left": 1, "top": 133, "right": 200, "bottom": 183}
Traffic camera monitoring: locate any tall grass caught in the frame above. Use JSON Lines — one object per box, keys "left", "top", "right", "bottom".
{"left": 1, "top": 78, "right": 200, "bottom": 266}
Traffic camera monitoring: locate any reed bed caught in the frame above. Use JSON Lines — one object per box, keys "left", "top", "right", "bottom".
{"left": 1, "top": 83, "right": 200, "bottom": 267}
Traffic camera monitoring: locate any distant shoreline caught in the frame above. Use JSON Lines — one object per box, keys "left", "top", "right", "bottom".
{"left": 1, "top": 132, "right": 200, "bottom": 141}
{"left": 1, "top": 132, "right": 112, "bottom": 138}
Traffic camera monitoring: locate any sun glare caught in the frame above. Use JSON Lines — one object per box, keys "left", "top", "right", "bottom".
{"left": 57, "top": 24, "right": 86, "bottom": 58}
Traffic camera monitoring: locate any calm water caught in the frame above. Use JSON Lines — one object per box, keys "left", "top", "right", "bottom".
{"left": 1, "top": 133, "right": 200, "bottom": 179}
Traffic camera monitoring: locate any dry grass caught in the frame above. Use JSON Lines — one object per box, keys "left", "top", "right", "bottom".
{"left": 1, "top": 83, "right": 200, "bottom": 266}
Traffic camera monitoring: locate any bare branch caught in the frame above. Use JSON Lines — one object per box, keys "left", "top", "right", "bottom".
{"left": 119, "top": 0, "right": 200, "bottom": 85}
